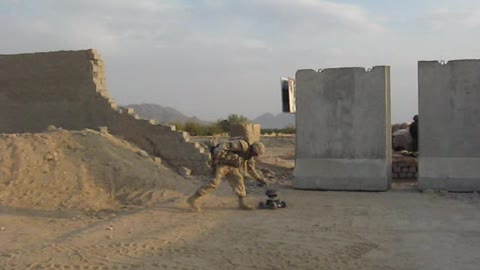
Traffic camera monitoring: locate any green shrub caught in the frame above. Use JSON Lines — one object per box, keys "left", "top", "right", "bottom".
{"left": 216, "top": 114, "right": 251, "bottom": 133}
{"left": 171, "top": 121, "right": 223, "bottom": 136}
{"left": 261, "top": 126, "right": 296, "bottom": 135}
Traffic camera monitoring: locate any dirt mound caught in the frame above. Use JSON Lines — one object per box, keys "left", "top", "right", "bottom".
{"left": 0, "top": 128, "right": 194, "bottom": 211}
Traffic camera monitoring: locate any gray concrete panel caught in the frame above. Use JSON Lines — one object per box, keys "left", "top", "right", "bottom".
{"left": 418, "top": 60, "right": 480, "bottom": 191}
{"left": 293, "top": 66, "right": 391, "bottom": 191}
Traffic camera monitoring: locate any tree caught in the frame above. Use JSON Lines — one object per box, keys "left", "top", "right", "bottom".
{"left": 216, "top": 114, "right": 251, "bottom": 133}
{"left": 227, "top": 114, "right": 250, "bottom": 124}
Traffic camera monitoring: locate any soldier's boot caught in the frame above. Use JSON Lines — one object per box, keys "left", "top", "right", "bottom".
{"left": 238, "top": 196, "right": 255, "bottom": 210}
{"left": 187, "top": 193, "right": 202, "bottom": 212}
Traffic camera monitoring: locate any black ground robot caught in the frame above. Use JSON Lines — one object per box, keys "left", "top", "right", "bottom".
{"left": 258, "top": 189, "right": 287, "bottom": 210}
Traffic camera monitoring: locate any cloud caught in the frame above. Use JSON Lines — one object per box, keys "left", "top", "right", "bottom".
{"left": 0, "top": 0, "right": 391, "bottom": 121}
{"left": 421, "top": 8, "right": 480, "bottom": 29}
{"left": 1, "top": 0, "right": 384, "bottom": 56}
{"left": 6, "top": 0, "right": 479, "bottom": 123}
{"left": 245, "top": 0, "right": 384, "bottom": 33}
{"left": 42, "top": 0, "right": 186, "bottom": 15}
{"left": 0, "top": 0, "right": 193, "bottom": 54}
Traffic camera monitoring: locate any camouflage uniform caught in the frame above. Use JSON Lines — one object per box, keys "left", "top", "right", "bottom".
{"left": 187, "top": 139, "right": 266, "bottom": 211}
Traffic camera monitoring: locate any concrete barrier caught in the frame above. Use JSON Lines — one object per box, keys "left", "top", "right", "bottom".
{"left": 418, "top": 60, "right": 480, "bottom": 191}
{"left": 293, "top": 67, "right": 391, "bottom": 191}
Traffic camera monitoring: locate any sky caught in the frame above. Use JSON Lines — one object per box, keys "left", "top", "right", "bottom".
{"left": 2, "top": 0, "right": 480, "bottom": 123}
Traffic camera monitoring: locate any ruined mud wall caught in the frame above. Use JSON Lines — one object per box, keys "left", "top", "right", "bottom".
{"left": 293, "top": 67, "right": 392, "bottom": 191}
{"left": 230, "top": 123, "right": 261, "bottom": 144}
{"left": 0, "top": 49, "right": 210, "bottom": 175}
{"left": 418, "top": 60, "right": 480, "bottom": 191}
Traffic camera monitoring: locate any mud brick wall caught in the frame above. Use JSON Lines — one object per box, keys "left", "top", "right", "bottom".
{"left": 392, "top": 156, "right": 418, "bottom": 180}
{"left": 230, "top": 123, "right": 261, "bottom": 143}
{"left": 0, "top": 49, "right": 210, "bottom": 175}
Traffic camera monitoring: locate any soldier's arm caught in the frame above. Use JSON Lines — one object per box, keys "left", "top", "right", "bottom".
{"left": 246, "top": 158, "right": 265, "bottom": 183}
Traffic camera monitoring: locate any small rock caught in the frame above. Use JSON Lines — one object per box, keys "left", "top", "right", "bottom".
{"left": 0, "top": 226, "right": 5, "bottom": 231}
{"left": 47, "top": 125, "right": 57, "bottom": 131}
{"left": 106, "top": 226, "right": 114, "bottom": 231}
{"left": 98, "top": 126, "right": 109, "bottom": 134}
{"left": 66, "top": 144, "right": 76, "bottom": 150}
{"left": 180, "top": 167, "right": 192, "bottom": 177}
{"left": 153, "top": 157, "right": 162, "bottom": 164}
{"left": 44, "top": 153, "right": 56, "bottom": 161}
{"left": 137, "top": 150, "right": 149, "bottom": 158}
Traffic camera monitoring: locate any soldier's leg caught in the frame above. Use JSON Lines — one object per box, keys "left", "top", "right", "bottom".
{"left": 187, "top": 166, "right": 226, "bottom": 211}
{"left": 226, "top": 168, "right": 254, "bottom": 210}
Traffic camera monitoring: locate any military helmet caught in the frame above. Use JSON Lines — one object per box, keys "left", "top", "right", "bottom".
{"left": 413, "top": 114, "right": 418, "bottom": 121}
{"left": 250, "top": 142, "right": 266, "bottom": 156}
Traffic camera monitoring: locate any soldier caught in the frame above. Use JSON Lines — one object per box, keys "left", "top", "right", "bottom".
{"left": 409, "top": 114, "right": 418, "bottom": 152}
{"left": 187, "top": 139, "right": 266, "bottom": 211}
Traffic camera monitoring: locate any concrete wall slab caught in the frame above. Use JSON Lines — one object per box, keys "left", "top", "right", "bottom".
{"left": 293, "top": 67, "right": 391, "bottom": 191}
{"left": 418, "top": 60, "right": 480, "bottom": 191}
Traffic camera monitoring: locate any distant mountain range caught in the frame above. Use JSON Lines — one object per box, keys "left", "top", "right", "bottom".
{"left": 124, "top": 103, "right": 295, "bottom": 129}
{"left": 253, "top": 112, "right": 295, "bottom": 129}
{"left": 124, "top": 103, "right": 210, "bottom": 125}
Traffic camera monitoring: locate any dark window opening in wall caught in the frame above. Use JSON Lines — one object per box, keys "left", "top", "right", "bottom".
{"left": 280, "top": 77, "right": 296, "bottom": 113}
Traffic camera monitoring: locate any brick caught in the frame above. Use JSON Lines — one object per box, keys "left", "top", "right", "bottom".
{"left": 98, "top": 126, "right": 109, "bottom": 134}
{"left": 180, "top": 167, "right": 192, "bottom": 177}
{"left": 398, "top": 162, "right": 408, "bottom": 167}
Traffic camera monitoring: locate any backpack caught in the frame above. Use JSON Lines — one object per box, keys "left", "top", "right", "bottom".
{"left": 211, "top": 139, "right": 249, "bottom": 168}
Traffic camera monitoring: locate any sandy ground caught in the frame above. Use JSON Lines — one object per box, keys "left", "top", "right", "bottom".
{"left": 1, "top": 136, "right": 480, "bottom": 270}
